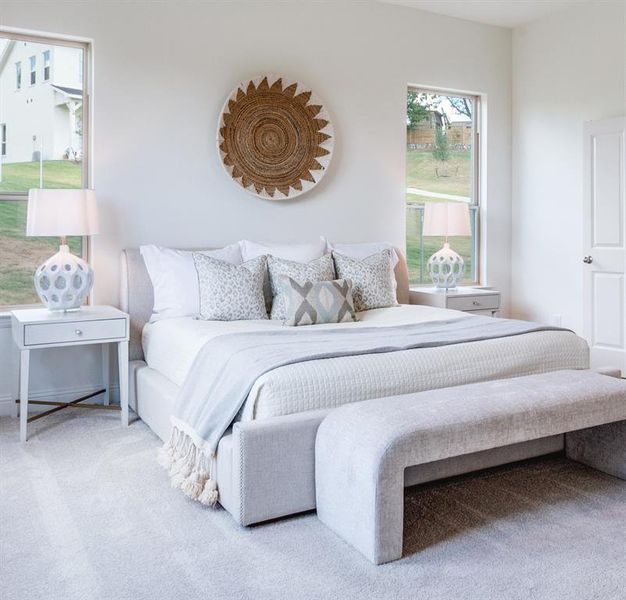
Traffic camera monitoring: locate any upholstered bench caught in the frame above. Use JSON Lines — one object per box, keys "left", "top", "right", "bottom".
{"left": 315, "top": 370, "right": 626, "bottom": 564}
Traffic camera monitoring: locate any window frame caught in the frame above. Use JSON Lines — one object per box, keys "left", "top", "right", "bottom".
{"left": 406, "top": 85, "right": 482, "bottom": 286}
{"left": 42, "top": 49, "right": 50, "bottom": 81}
{"left": 0, "top": 29, "right": 92, "bottom": 310}
{"left": 0, "top": 124, "right": 6, "bottom": 156}
{"left": 29, "top": 54, "right": 36, "bottom": 85}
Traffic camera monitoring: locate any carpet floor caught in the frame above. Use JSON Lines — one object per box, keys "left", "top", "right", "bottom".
{"left": 1, "top": 412, "right": 625, "bottom": 600}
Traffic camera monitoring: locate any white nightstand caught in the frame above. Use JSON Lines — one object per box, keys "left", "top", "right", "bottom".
{"left": 11, "top": 306, "right": 130, "bottom": 442}
{"left": 409, "top": 286, "right": 501, "bottom": 316}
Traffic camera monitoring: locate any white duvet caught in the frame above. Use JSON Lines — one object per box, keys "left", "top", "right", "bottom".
{"left": 142, "top": 305, "right": 589, "bottom": 421}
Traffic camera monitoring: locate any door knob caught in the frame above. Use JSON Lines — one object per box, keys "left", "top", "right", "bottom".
{"left": 583, "top": 256, "right": 593, "bottom": 264}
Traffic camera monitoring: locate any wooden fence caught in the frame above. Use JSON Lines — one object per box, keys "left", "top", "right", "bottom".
{"left": 407, "top": 125, "right": 472, "bottom": 148}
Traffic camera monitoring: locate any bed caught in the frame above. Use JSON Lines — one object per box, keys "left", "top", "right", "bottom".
{"left": 121, "top": 247, "right": 589, "bottom": 525}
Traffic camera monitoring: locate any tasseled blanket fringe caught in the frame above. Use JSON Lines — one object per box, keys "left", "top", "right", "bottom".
{"left": 158, "top": 427, "right": 218, "bottom": 506}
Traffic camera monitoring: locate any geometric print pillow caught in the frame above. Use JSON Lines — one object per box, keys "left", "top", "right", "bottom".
{"left": 193, "top": 253, "right": 268, "bottom": 321}
{"left": 332, "top": 249, "right": 397, "bottom": 312}
{"left": 280, "top": 277, "right": 358, "bottom": 326}
{"left": 268, "top": 254, "right": 336, "bottom": 321}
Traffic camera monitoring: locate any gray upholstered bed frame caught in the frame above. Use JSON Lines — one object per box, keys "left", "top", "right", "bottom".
{"left": 120, "top": 247, "right": 564, "bottom": 525}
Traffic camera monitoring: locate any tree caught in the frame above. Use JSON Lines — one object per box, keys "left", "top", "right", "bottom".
{"left": 432, "top": 127, "right": 450, "bottom": 162}
{"left": 406, "top": 91, "right": 431, "bottom": 129}
{"left": 445, "top": 96, "right": 472, "bottom": 119}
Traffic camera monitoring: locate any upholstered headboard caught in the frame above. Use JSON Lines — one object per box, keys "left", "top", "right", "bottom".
{"left": 120, "top": 247, "right": 410, "bottom": 361}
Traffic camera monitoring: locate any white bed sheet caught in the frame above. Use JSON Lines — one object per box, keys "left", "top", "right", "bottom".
{"left": 142, "top": 305, "right": 589, "bottom": 421}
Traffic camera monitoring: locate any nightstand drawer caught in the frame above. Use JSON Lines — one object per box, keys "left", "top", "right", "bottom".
{"left": 24, "top": 318, "right": 127, "bottom": 346}
{"left": 447, "top": 295, "right": 500, "bottom": 312}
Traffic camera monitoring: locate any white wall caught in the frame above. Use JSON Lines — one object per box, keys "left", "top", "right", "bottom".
{"left": 0, "top": 1, "right": 512, "bottom": 415}
{"left": 511, "top": 0, "right": 626, "bottom": 332}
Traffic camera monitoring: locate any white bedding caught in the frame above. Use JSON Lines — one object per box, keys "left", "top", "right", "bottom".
{"left": 142, "top": 305, "right": 589, "bottom": 421}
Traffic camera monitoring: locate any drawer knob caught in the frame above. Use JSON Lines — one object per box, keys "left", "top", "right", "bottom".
{"left": 75, "top": 329, "right": 83, "bottom": 336}
{"left": 472, "top": 301, "right": 480, "bottom": 306}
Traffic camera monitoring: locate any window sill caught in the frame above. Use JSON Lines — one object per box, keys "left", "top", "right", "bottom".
{"left": 0, "top": 304, "right": 42, "bottom": 319}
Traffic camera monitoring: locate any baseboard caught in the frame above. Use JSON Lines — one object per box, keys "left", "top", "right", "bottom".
{"left": 0, "top": 384, "right": 120, "bottom": 417}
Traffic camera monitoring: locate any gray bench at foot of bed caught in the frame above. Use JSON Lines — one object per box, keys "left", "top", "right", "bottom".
{"left": 315, "top": 369, "right": 626, "bottom": 565}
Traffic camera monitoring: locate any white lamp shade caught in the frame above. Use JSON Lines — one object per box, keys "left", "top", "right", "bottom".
{"left": 27, "top": 189, "right": 99, "bottom": 237}
{"left": 422, "top": 202, "right": 471, "bottom": 237}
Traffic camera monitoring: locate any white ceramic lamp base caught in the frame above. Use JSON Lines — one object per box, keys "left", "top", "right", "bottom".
{"left": 34, "top": 245, "right": 94, "bottom": 311}
{"left": 427, "top": 242, "right": 465, "bottom": 290}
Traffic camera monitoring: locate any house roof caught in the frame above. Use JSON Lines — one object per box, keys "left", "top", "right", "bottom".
{"left": 52, "top": 85, "right": 83, "bottom": 97}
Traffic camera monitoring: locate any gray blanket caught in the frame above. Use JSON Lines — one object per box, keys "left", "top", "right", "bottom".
{"left": 159, "top": 315, "right": 567, "bottom": 505}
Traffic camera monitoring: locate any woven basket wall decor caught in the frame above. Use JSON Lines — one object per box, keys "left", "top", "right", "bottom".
{"left": 217, "top": 75, "right": 334, "bottom": 200}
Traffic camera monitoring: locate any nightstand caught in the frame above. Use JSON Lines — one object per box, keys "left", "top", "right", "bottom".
{"left": 11, "top": 306, "right": 130, "bottom": 442}
{"left": 409, "top": 286, "right": 501, "bottom": 316}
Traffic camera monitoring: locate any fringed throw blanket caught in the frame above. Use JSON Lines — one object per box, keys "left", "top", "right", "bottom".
{"left": 159, "top": 316, "right": 567, "bottom": 505}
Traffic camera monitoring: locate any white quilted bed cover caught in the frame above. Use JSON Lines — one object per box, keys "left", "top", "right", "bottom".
{"left": 142, "top": 305, "right": 589, "bottom": 421}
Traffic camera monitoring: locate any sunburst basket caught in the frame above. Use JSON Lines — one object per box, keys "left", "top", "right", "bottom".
{"left": 217, "top": 75, "right": 334, "bottom": 200}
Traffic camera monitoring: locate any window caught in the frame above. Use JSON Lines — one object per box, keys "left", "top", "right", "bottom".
{"left": 15, "top": 61, "right": 21, "bottom": 89}
{"left": 0, "top": 32, "right": 90, "bottom": 307}
{"left": 43, "top": 50, "right": 50, "bottom": 80}
{"left": 405, "top": 88, "right": 480, "bottom": 285}
{"left": 29, "top": 55, "right": 36, "bottom": 84}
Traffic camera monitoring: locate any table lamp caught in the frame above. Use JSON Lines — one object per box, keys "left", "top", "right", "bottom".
{"left": 423, "top": 202, "right": 470, "bottom": 290}
{"left": 26, "top": 189, "right": 99, "bottom": 311}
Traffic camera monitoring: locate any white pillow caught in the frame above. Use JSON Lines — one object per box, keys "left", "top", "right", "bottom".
{"left": 240, "top": 239, "right": 326, "bottom": 263}
{"left": 322, "top": 238, "right": 400, "bottom": 268}
{"left": 140, "top": 243, "right": 243, "bottom": 321}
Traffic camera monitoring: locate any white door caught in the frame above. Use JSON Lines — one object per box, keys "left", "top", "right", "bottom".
{"left": 583, "top": 116, "right": 626, "bottom": 374}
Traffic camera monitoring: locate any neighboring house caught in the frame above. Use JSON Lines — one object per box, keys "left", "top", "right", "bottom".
{"left": 0, "top": 39, "right": 83, "bottom": 164}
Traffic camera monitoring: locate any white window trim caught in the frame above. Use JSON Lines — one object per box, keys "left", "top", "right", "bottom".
{"left": 406, "top": 85, "right": 482, "bottom": 286}
{"left": 0, "top": 29, "right": 92, "bottom": 310}
{"left": 29, "top": 54, "right": 36, "bottom": 85}
{"left": 43, "top": 50, "right": 50, "bottom": 81}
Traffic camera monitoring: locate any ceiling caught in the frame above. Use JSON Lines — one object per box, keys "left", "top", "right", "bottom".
{"left": 380, "top": 0, "right": 590, "bottom": 28}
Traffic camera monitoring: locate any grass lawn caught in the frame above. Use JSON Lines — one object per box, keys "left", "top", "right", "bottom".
{"left": 0, "top": 160, "right": 82, "bottom": 192}
{"left": 0, "top": 161, "right": 82, "bottom": 305}
{"left": 406, "top": 149, "right": 471, "bottom": 197}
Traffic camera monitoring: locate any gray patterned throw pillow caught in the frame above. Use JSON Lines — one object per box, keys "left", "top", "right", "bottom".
{"left": 193, "top": 253, "right": 268, "bottom": 321}
{"left": 280, "top": 277, "right": 358, "bottom": 326}
{"left": 332, "top": 249, "right": 397, "bottom": 312}
{"left": 268, "top": 254, "right": 335, "bottom": 320}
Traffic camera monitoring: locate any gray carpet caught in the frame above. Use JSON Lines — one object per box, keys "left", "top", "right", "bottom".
{"left": 1, "top": 412, "right": 625, "bottom": 600}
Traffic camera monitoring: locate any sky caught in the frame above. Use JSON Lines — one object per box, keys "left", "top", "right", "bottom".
{"left": 439, "top": 97, "right": 471, "bottom": 123}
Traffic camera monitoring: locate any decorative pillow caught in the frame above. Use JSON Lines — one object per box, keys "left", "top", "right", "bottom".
{"left": 240, "top": 239, "right": 326, "bottom": 263}
{"left": 280, "top": 277, "right": 358, "bottom": 326}
{"left": 140, "top": 244, "right": 243, "bottom": 322}
{"left": 268, "top": 254, "right": 335, "bottom": 320}
{"left": 322, "top": 239, "right": 400, "bottom": 268}
{"left": 332, "top": 249, "right": 398, "bottom": 312}
{"left": 193, "top": 254, "right": 268, "bottom": 321}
